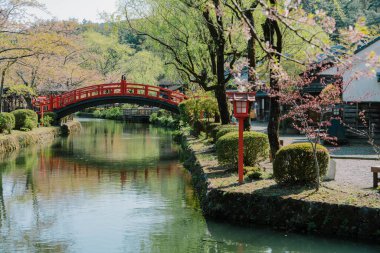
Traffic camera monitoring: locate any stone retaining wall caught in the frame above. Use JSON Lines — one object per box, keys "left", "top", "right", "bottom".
{"left": 0, "top": 121, "right": 82, "bottom": 154}
{"left": 179, "top": 135, "right": 380, "bottom": 243}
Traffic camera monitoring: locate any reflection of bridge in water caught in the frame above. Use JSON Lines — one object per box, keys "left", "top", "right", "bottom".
{"left": 37, "top": 151, "right": 182, "bottom": 189}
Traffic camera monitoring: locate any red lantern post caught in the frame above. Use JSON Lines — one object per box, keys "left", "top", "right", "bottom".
{"left": 227, "top": 92, "right": 256, "bottom": 184}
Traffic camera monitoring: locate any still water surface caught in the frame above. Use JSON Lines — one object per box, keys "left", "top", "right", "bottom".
{"left": 0, "top": 118, "right": 379, "bottom": 253}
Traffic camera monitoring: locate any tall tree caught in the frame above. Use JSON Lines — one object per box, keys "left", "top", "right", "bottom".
{"left": 121, "top": 0, "right": 247, "bottom": 124}
{"left": 229, "top": 0, "right": 332, "bottom": 157}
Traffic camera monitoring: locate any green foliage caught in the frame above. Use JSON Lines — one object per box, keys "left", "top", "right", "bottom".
{"left": 149, "top": 110, "right": 179, "bottom": 129}
{"left": 122, "top": 50, "right": 164, "bottom": 85}
{"left": 82, "top": 30, "right": 166, "bottom": 84}
{"left": 11, "top": 109, "right": 38, "bottom": 131}
{"left": 0, "top": 113, "right": 15, "bottom": 134}
{"left": 211, "top": 125, "right": 237, "bottom": 142}
{"left": 178, "top": 99, "right": 198, "bottom": 126}
{"left": 104, "top": 107, "right": 122, "bottom": 119}
{"left": 273, "top": 143, "right": 330, "bottom": 185}
{"left": 93, "top": 107, "right": 122, "bottom": 120}
{"left": 179, "top": 97, "right": 219, "bottom": 128}
{"left": 216, "top": 131, "right": 269, "bottom": 168}
{"left": 198, "top": 97, "right": 219, "bottom": 120}
{"left": 5, "top": 84, "right": 36, "bottom": 97}
{"left": 172, "top": 130, "right": 183, "bottom": 143}
{"left": 43, "top": 112, "right": 57, "bottom": 125}
{"left": 22, "top": 118, "right": 36, "bottom": 131}
{"left": 41, "top": 115, "right": 54, "bottom": 127}
{"left": 244, "top": 166, "right": 263, "bottom": 180}
{"left": 93, "top": 109, "right": 103, "bottom": 118}
{"left": 203, "top": 122, "right": 220, "bottom": 138}
{"left": 215, "top": 127, "right": 238, "bottom": 142}
{"left": 303, "top": 0, "right": 380, "bottom": 28}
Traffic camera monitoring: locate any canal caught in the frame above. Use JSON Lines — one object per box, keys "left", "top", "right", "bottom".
{"left": 0, "top": 118, "right": 379, "bottom": 253}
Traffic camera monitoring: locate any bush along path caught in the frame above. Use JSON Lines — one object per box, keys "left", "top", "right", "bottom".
{"left": 178, "top": 129, "right": 380, "bottom": 243}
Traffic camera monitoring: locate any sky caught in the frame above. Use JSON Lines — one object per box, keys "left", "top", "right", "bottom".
{"left": 35, "top": 0, "right": 119, "bottom": 22}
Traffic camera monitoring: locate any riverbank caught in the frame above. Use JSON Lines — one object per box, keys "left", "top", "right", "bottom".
{"left": 0, "top": 121, "right": 81, "bottom": 154}
{"left": 179, "top": 134, "right": 380, "bottom": 243}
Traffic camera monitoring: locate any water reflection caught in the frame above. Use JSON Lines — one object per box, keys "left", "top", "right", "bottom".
{"left": 0, "top": 119, "right": 379, "bottom": 253}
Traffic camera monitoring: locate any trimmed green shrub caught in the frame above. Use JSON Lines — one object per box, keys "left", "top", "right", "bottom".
{"left": 41, "top": 115, "right": 54, "bottom": 127}
{"left": 41, "top": 112, "right": 57, "bottom": 126}
{"left": 0, "top": 112, "right": 16, "bottom": 134}
{"left": 11, "top": 109, "right": 38, "bottom": 130}
{"left": 21, "top": 118, "right": 35, "bottom": 131}
{"left": 273, "top": 143, "right": 330, "bottom": 185}
{"left": 211, "top": 125, "right": 237, "bottom": 142}
{"left": 216, "top": 131, "right": 269, "bottom": 168}
{"left": 44, "top": 112, "right": 57, "bottom": 121}
{"left": 244, "top": 166, "right": 263, "bottom": 180}
{"left": 104, "top": 107, "right": 122, "bottom": 119}
{"left": 92, "top": 107, "right": 122, "bottom": 120}
{"left": 203, "top": 122, "right": 220, "bottom": 138}
{"left": 215, "top": 127, "right": 238, "bottom": 141}
{"left": 93, "top": 109, "right": 103, "bottom": 118}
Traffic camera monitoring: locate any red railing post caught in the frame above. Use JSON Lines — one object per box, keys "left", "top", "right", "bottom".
{"left": 49, "top": 96, "right": 54, "bottom": 111}
{"left": 121, "top": 78, "right": 126, "bottom": 95}
{"left": 145, "top": 86, "right": 148, "bottom": 97}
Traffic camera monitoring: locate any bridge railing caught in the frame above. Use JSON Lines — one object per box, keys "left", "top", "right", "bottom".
{"left": 34, "top": 81, "right": 187, "bottom": 113}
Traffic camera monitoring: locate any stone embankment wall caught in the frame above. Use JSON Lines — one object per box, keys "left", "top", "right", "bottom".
{"left": 179, "top": 135, "right": 380, "bottom": 243}
{"left": 0, "top": 121, "right": 82, "bottom": 154}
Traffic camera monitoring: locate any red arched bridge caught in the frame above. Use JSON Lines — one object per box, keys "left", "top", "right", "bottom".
{"left": 33, "top": 79, "right": 187, "bottom": 119}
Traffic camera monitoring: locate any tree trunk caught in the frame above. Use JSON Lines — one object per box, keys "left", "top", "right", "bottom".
{"left": 312, "top": 143, "right": 320, "bottom": 191}
{"left": 243, "top": 6, "right": 257, "bottom": 131}
{"left": 268, "top": 78, "right": 281, "bottom": 159}
{"left": 263, "top": 4, "right": 283, "bottom": 159}
{"left": 215, "top": 84, "right": 230, "bottom": 124}
{"left": 24, "top": 96, "right": 33, "bottom": 109}
{"left": 0, "top": 68, "right": 5, "bottom": 113}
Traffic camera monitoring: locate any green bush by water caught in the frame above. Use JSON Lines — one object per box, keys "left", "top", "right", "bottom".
{"left": 11, "top": 109, "right": 38, "bottom": 131}
{"left": 149, "top": 110, "right": 179, "bottom": 129}
{"left": 93, "top": 107, "right": 122, "bottom": 120}
{"left": 216, "top": 131, "right": 269, "bottom": 168}
{"left": 273, "top": 143, "right": 330, "bottom": 185}
{"left": 0, "top": 113, "right": 15, "bottom": 134}
{"left": 41, "top": 115, "right": 54, "bottom": 127}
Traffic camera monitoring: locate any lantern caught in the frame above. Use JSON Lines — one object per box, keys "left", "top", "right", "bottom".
{"left": 226, "top": 92, "right": 256, "bottom": 184}
{"left": 233, "top": 100, "right": 250, "bottom": 117}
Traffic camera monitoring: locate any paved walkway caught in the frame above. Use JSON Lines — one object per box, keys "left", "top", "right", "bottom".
{"left": 252, "top": 121, "right": 380, "bottom": 189}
